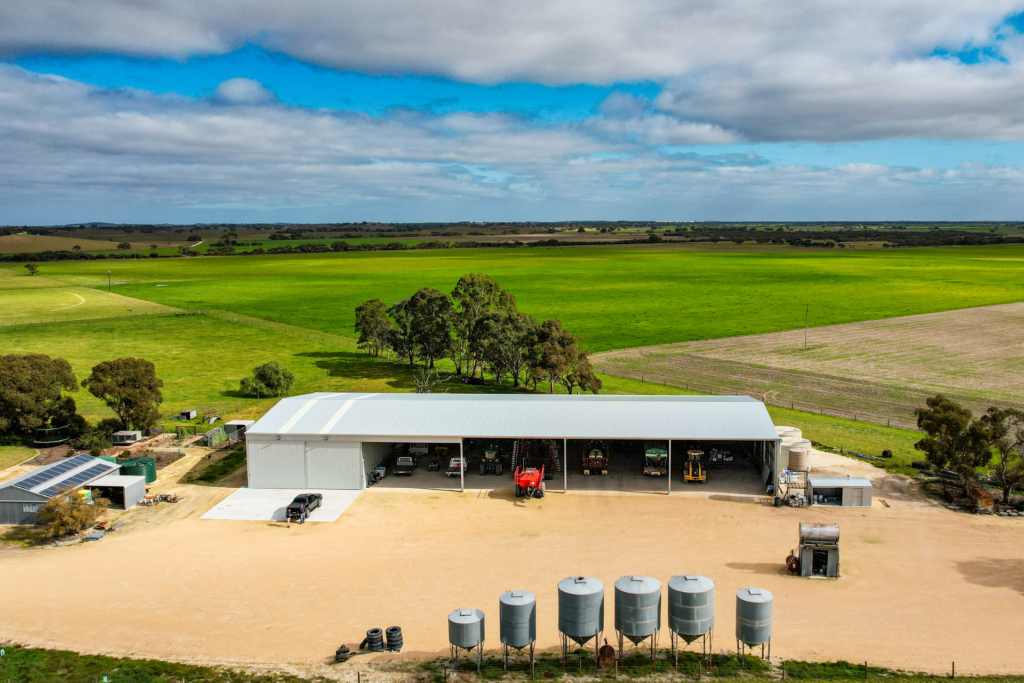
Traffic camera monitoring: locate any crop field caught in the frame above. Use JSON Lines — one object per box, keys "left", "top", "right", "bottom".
{"left": 8, "top": 244, "right": 1024, "bottom": 353}
{"left": 595, "top": 301, "right": 1024, "bottom": 429}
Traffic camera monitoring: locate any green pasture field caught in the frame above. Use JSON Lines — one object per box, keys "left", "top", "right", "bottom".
{"left": 0, "top": 310, "right": 921, "bottom": 460}
{"left": 0, "top": 445, "right": 35, "bottom": 470}
{"left": 8, "top": 243, "right": 1024, "bottom": 352}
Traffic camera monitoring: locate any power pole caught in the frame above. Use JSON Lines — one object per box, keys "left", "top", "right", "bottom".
{"left": 804, "top": 304, "right": 808, "bottom": 350}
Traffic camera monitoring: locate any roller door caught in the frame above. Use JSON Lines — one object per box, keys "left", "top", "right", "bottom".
{"left": 247, "top": 441, "right": 306, "bottom": 489}
{"left": 305, "top": 441, "right": 363, "bottom": 489}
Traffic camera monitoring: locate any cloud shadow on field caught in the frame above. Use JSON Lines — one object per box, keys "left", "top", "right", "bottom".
{"left": 956, "top": 558, "right": 1024, "bottom": 596}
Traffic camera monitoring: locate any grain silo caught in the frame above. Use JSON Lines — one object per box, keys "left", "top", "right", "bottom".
{"left": 735, "top": 588, "right": 773, "bottom": 664}
{"left": 667, "top": 575, "right": 715, "bottom": 664}
{"left": 614, "top": 575, "right": 661, "bottom": 659}
{"left": 558, "top": 576, "right": 604, "bottom": 666}
{"left": 499, "top": 590, "right": 536, "bottom": 670}
{"left": 448, "top": 608, "right": 485, "bottom": 671}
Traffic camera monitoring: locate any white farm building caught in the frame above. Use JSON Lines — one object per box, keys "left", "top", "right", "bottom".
{"left": 245, "top": 393, "right": 784, "bottom": 493}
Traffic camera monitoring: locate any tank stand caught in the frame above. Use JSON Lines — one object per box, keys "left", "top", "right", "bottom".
{"left": 559, "top": 633, "right": 600, "bottom": 670}
{"left": 502, "top": 642, "right": 536, "bottom": 673}
{"left": 617, "top": 630, "right": 660, "bottom": 662}
{"left": 737, "top": 640, "right": 770, "bottom": 670}
{"left": 450, "top": 644, "right": 482, "bottom": 673}
{"left": 670, "top": 629, "right": 713, "bottom": 667}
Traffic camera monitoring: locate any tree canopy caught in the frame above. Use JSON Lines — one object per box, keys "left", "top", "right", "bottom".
{"left": 981, "top": 407, "right": 1024, "bottom": 504}
{"left": 82, "top": 357, "right": 164, "bottom": 432}
{"left": 914, "top": 395, "right": 992, "bottom": 495}
{"left": 0, "top": 354, "right": 79, "bottom": 435}
{"left": 240, "top": 360, "right": 295, "bottom": 398}
{"left": 354, "top": 299, "right": 392, "bottom": 357}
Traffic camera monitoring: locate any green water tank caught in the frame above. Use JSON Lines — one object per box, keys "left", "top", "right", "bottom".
{"left": 136, "top": 456, "right": 158, "bottom": 484}
{"left": 98, "top": 456, "right": 117, "bottom": 464}
{"left": 119, "top": 459, "right": 146, "bottom": 479}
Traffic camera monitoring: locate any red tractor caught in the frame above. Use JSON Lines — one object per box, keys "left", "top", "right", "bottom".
{"left": 514, "top": 465, "right": 546, "bottom": 499}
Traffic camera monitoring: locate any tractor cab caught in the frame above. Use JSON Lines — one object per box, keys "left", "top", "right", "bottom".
{"left": 684, "top": 449, "right": 706, "bottom": 483}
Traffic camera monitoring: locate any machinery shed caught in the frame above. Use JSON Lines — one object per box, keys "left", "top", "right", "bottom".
{"left": 245, "top": 393, "right": 781, "bottom": 492}
{"left": 808, "top": 476, "right": 873, "bottom": 507}
{"left": 87, "top": 474, "right": 147, "bottom": 510}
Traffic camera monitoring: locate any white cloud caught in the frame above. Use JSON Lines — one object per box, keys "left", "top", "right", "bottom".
{"left": 213, "top": 78, "right": 275, "bottom": 104}
{"left": 3, "top": 2, "right": 1024, "bottom": 142}
{"left": 2, "top": 65, "right": 1024, "bottom": 222}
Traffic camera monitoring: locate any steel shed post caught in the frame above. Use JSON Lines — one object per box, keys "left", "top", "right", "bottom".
{"left": 460, "top": 438, "right": 465, "bottom": 493}
{"left": 561, "top": 438, "right": 567, "bottom": 494}
{"left": 667, "top": 440, "right": 672, "bottom": 495}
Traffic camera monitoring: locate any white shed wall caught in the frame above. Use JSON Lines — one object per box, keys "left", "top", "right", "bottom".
{"left": 305, "top": 441, "right": 363, "bottom": 489}
{"left": 248, "top": 441, "right": 306, "bottom": 489}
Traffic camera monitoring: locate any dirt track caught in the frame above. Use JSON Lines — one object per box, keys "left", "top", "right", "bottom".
{"left": 594, "top": 302, "right": 1024, "bottom": 428}
{"left": 1, "top": 453, "right": 1024, "bottom": 678}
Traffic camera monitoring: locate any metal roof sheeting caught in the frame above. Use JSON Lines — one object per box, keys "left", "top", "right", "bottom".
{"left": 809, "top": 477, "right": 873, "bottom": 488}
{"left": 248, "top": 393, "right": 779, "bottom": 441}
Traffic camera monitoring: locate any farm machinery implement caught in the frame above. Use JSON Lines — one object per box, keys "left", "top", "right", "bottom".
{"left": 511, "top": 439, "right": 561, "bottom": 481}
{"left": 582, "top": 439, "right": 609, "bottom": 476}
{"left": 643, "top": 442, "right": 668, "bottom": 477}
{"left": 514, "top": 464, "right": 546, "bottom": 499}
{"left": 684, "top": 449, "right": 706, "bottom": 483}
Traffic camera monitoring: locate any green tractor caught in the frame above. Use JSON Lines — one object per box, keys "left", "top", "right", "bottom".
{"left": 479, "top": 444, "right": 503, "bottom": 476}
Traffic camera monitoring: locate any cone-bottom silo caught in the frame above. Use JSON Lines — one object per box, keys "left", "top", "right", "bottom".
{"left": 558, "top": 576, "right": 605, "bottom": 668}
{"left": 667, "top": 575, "right": 715, "bottom": 664}
{"left": 736, "top": 588, "right": 773, "bottom": 666}
{"left": 448, "top": 608, "right": 485, "bottom": 672}
{"left": 614, "top": 575, "right": 661, "bottom": 660}
{"left": 499, "top": 590, "right": 537, "bottom": 671}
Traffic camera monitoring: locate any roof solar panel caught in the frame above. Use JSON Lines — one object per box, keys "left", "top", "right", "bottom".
{"left": 38, "top": 463, "right": 115, "bottom": 497}
{"left": 14, "top": 455, "right": 93, "bottom": 491}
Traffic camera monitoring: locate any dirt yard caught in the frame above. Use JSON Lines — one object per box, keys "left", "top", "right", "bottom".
{"left": 594, "top": 302, "right": 1024, "bottom": 428}
{"left": 1, "top": 452, "right": 1023, "bottom": 679}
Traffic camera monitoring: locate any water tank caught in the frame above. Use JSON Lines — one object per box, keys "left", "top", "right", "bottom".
{"left": 449, "top": 609, "right": 485, "bottom": 649}
{"left": 136, "top": 456, "right": 158, "bottom": 483}
{"left": 119, "top": 460, "right": 145, "bottom": 478}
{"left": 736, "top": 588, "right": 773, "bottom": 646}
{"left": 788, "top": 448, "right": 809, "bottom": 472}
{"left": 800, "top": 522, "right": 839, "bottom": 543}
{"left": 667, "top": 575, "right": 715, "bottom": 642}
{"left": 558, "top": 576, "right": 604, "bottom": 644}
{"left": 775, "top": 426, "right": 801, "bottom": 439}
{"left": 614, "top": 576, "right": 661, "bottom": 643}
{"left": 499, "top": 590, "right": 537, "bottom": 649}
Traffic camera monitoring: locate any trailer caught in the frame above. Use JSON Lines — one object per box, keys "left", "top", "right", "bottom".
{"left": 643, "top": 442, "right": 668, "bottom": 476}
{"left": 514, "top": 465, "right": 546, "bottom": 499}
{"left": 512, "top": 439, "right": 561, "bottom": 481}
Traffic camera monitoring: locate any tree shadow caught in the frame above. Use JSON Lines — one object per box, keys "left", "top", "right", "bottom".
{"left": 0, "top": 525, "right": 48, "bottom": 547}
{"left": 294, "top": 350, "right": 417, "bottom": 389}
{"left": 956, "top": 558, "right": 1024, "bottom": 596}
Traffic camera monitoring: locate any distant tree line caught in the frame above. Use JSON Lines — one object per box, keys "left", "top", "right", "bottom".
{"left": 355, "top": 274, "right": 602, "bottom": 393}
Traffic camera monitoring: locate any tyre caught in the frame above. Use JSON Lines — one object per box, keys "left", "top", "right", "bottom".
{"left": 537, "top": 483, "right": 545, "bottom": 498}
{"left": 495, "top": 462, "right": 502, "bottom": 476}
{"left": 515, "top": 485, "right": 522, "bottom": 497}
{"left": 479, "top": 462, "right": 486, "bottom": 476}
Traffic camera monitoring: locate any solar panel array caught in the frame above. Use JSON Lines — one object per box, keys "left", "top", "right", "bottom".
{"left": 38, "top": 463, "right": 116, "bottom": 498}
{"left": 14, "top": 454, "right": 94, "bottom": 491}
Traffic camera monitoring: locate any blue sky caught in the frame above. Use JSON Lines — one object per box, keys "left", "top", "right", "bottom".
{"left": 3, "top": 1, "right": 1024, "bottom": 223}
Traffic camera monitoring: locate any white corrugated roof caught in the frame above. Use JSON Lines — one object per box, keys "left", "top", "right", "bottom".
{"left": 809, "top": 476, "right": 873, "bottom": 488}
{"left": 247, "top": 392, "right": 779, "bottom": 441}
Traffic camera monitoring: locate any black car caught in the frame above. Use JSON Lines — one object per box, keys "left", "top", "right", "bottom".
{"left": 286, "top": 493, "right": 323, "bottom": 522}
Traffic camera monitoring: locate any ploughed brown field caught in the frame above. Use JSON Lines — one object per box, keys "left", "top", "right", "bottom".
{"left": 594, "top": 302, "right": 1024, "bottom": 429}
{"left": 1, "top": 448, "right": 1023, "bottom": 678}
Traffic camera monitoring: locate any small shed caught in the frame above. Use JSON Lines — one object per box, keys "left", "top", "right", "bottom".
{"left": 180, "top": 409, "right": 198, "bottom": 420}
{"left": 808, "top": 476, "right": 872, "bottom": 507}
{"left": 87, "top": 474, "right": 147, "bottom": 510}
{"left": 224, "top": 420, "right": 255, "bottom": 440}
{"left": 797, "top": 522, "right": 840, "bottom": 577}
{"left": 112, "top": 430, "right": 142, "bottom": 446}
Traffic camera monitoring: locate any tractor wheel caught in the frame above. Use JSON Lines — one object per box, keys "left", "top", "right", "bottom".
{"left": 479, "top": 462, "right": 486, "bottom": 476}
{"left": 495, "top": 462, "right": 502, "bottom": 476}
{"left": 515, "top": 485, "right": 522, "bottom": 498}
{"left": 537, "top": 483, "right": 545, "bottom": 498}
